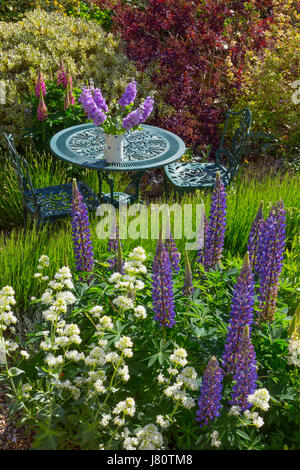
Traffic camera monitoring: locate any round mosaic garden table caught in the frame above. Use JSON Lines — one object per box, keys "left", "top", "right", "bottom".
{"left": 50, "top": 123, "right": 186, "bottom": 206}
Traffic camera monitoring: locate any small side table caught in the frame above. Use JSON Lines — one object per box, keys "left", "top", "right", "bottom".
{"left": 50, "top": 123, "right": 186, "bottom": 206}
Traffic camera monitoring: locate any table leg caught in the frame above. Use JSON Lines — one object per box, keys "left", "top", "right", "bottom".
{"left": 130, "top": 171, "right": 145, "bottom": 203}
{"left": 97, "top": 171, "right": 103, "bottom": 202}
{"left": 102, "top": 172, "right": 115, "bottom": 205}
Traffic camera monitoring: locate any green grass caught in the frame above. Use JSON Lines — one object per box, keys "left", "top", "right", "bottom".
{"left": 0, "top": 148, "right": 299, "bottom": 314}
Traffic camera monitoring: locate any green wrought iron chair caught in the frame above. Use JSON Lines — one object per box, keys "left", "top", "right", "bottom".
{"left": 4, "top": 133, "right": 100, "bottom": 228}
{"left": 164, "top": 108, "right": 252, "bottom": 191}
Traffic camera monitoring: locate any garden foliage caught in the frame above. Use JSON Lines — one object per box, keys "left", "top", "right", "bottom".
{"left": 0, "top": 8, "right": 156, "bottom": 146}
{"left": 0, "top": 214, "right": 299, "bottom": 449}
{"left": 90, "top": 0, "right": 277, "bottom": 150}
{"left": 235, "top": 0, "right": 300, "bottom": 160}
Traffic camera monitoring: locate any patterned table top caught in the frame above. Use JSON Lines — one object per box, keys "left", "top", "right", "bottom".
{"left": 50, "top": 123, "right": 186, "bottom": 172}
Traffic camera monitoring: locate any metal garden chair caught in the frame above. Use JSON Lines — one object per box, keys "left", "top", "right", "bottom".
{"left": 4, "top": 133, "right": 100, "bottom": 228}
{"left": 164, "top": 108, "right": 252, "bottom": 191}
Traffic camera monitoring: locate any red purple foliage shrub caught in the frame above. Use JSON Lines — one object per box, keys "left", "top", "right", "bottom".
{"left": 89, "top": 0, "right": 274, "bottom": 150}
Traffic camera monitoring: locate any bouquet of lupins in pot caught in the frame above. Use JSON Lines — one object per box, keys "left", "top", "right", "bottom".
{"left": 78, "top": 80, "right": 155, "bottom": 163}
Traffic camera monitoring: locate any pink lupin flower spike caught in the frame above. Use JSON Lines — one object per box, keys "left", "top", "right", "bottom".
{"left": 37, "top": 89, "right": 48, "bottom": 121}
{"left": 35, "top": 69, "right": 46, "bottom": 98}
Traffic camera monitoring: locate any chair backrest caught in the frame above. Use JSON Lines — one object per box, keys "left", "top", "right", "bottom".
{"left": 216, "top": 108, "right": 252, "bottom": 176}
{"left": 3, "top": 133, "right": 40, "bottom": 217}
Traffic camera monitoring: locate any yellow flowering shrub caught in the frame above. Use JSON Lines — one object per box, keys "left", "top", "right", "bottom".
{"left": 0, "top": 8, "right": 160, "bottom": 145}
{"left": 0, "top": 0, "right": 82, "bottom": 19}
{"left": 234, "top": 0, "right": 300, "bottom": 156}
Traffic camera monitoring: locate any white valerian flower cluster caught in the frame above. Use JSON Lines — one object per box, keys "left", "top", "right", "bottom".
{"left": 161, "top": 349, "right": 197, "bottom": 410}
{"left": 113, "top": 397, "right": 136, "bottom": 419}
{"left": 109, "top": 247, "right": 147, "bottom": 320}
{"left": 123, "top": 436, "right": 139, "bottom": 450}
{"left": 100, "top": 414, "right": 111, "bottom": 427}
{"left": 89, "top": 305, "right": 104, "bottom": 318}
{"left": 20, "top": 350, "right": 30, "bottom": 360}
{"left": 51, "top": 378, "right": 81, "bottom": 400}
{"left": 244, "top": 410, "right": 264, "bottom": 428}
{"left": 287, "top": 335, "right": 300, "bottom": 367}
{"left": 169, "top": 348, "right": 188, "bottom": 368}
{"left": 115, "top": 336, "right": 133, "bottom": 358}
{"left": 229, "top": 405, "right": 241, "bottom": 416}
{"left": 210, "top": 430, "right": 221, "bottom": 448}
{"left": 0, "top": 286, "right": 19, "bottom": 361}
{"left": 48, "top": 266, "right": 74, "bottom": 292}
{"left": 176, "top": 367, "right": 198, "bottom": 391}
{"left": 247, "top": 388, "right": 271, "bottom": 411}
{"left": 156, "top": 415, "right": 170, "bottom": 429}
{"left": 113, "top": 295, "right": 134, "bottom": 311}
{"left": 0, "top": 286, "right": 17, "bottom": 332}
{"left": 33, "top": 254, "right": 50, "bottom": 282}
{"left": 121, "top": 422, "right": 164, "bottom": 450}
{"left": 135, "top": 424, "right": 164, "bottom": 450}
{"left": 21, "top": 383, "right": 33, "bottom": 399}
{"left": 124, "top": 247, "right": 147, "bottom": 275}
{"left": 39, "top": 267, "right": 75, "bottom": 326}
{"left": 133, "top": 305, "right": 147, "bottom": 319}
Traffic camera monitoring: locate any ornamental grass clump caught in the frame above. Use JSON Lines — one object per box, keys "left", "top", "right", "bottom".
{"left": 152, "top": 233, "right": 176, "bottom": 328}
{"left": 256, "top": 200, "right": 286, "bottom": 322}
{"left": 230, "top": 325, "right": 257, "bottom": 412}
{"left": 196, "top": 356, "right": 223, "bottom": 428}
{"left": 71, "top": 179, "right": 95, "bottom": 280}
{"left": 222, "top": 252, "right": 255, "bottom": 375}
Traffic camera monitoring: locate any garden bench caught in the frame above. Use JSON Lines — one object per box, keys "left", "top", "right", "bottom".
{"left": 3, "top": 133, "right": 99, "bottom": 228}
{"left": 164, "top": 108, "right": 252, "bottom": 191}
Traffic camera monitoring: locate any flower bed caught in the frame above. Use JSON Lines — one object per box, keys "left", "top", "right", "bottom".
{"left": 0, "top": 178, "right": 299, "bottom": 450}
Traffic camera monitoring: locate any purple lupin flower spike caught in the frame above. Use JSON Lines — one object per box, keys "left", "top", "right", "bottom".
{"left": 230, "top": 325, "right": 257, "bottom": 412}
{"left": 71, "top": 179, "right": 95, "bottom": 281}
{"left": 57, "top": 59, "right": 68, "bottom": 88}
{"left": 35, "top": 69, "right": 46, "bottom": 98}
{"left": 118, "top": 80, "right": 137, "bottom": 107}
{"left": 183, "top": 248, "right": 194, "bottom": 297}
{"left": 37, "top": 90, "right": 48, "bottom": 121}
{"left": 165, "top": 227, "right": 180, "bottom": 274}
{"left": 152, "top": 233, "right": 176, "bottom": 328}
{"left": 203, "top": 172, "right": 227, "bottom": 270}
{"left": 197, "top": 202, "right": 208, "bottom": 267}
{"left": 256, "top": 200, "right": 286, "bottom": 322}
{"left": 247, "top": 201, "right": 264, "bottom": 273}
{"left": 196, "top": 356, "right": 223, "bottom": 427}
{"left": 222, "top": 252, "right": 255, "bottom": 375}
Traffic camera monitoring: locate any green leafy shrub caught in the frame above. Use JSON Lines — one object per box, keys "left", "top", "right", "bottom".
{"left": 0, "top": 8, "right": 157, "bottom": 147}
{"left": 234, "top": 1, "right": 300, "bottom": 161}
